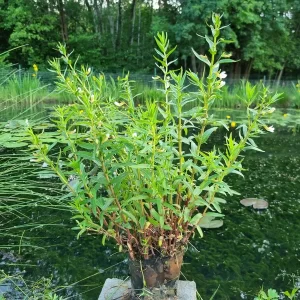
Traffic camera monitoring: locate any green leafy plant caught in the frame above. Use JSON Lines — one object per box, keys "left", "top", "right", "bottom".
{"left": 255, "top": 288, "right": 279, "bottom": 300}
{"left": 0, "top": 271, "right": 64, "bottom": 300}
{"left": 283, "top": 287, "right": 299, "bottom": 299}
{"left": 254, "top": 287, "right": 299, "bottom": 300}
{"left": 25, "top": 13, "right": 280, "bottom": 261}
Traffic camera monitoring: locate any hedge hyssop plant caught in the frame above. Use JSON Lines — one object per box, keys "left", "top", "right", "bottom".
{"left": 27, "top": 14, "right": 280, "bottom": 261}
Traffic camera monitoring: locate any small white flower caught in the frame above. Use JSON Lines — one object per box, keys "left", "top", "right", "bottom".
{"left": 265, "top": 125, "right": 275, "bottom": 133}
{"left": 25, "top": 119, "right": 29, "bottom": 126}
{"left": 268, "top": 107, "right": 276, "bottom": 114}
{"left": 114, "top": 101, "right": 125, "bottom": 107}
{"left": 219, "top": 81, "right": 226, "bottom": 88}
{"left": 90, "top": 94, "right": 95, "bottom": 103}
{"left": 113, "top": 171, "right": 117, "bottom": 177}
{"left": 87, "top": 67, "right": 91, "bottom": 75}
{"left": 218, "top": 71, "right": 227, "bottom": 79}
{"left": 152, "top": 76, "right": 160, "bottom": 80}
{"left": 106, "top": 133, "right": 110, "bottom": 139}
{"left": 42, "top": 162, "right": 48, "bottom": 168}
{"left": 132, "top": 132, "right": 137, "bottom": 138}
{"left": 77, "top": 87, "right": 82, "bottom": 93}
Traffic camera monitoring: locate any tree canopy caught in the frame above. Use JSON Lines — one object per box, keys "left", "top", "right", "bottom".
{"left": 0, "top": 0, "right": 299, "bottom": 80}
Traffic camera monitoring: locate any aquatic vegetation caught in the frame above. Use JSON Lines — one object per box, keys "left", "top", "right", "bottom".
{"left": 240, "top": 198, "right": 269, "bottom": 209}
{"left": 0, "top": 271, "right": 63, "bottom": 300}
{"left": 1, "top": 117, "right": 300, "bottom": 299}
{"left": 25, "top": 14, "right": 280, "bottom": 263}
{"left": 255, "top": 288, "right": 279, "bottom": 300}
{"left": 0, "top": 74, "right": 49, "bottom": 103}
{"left": 254, "top": 287, "right": 299, "bottom": 300}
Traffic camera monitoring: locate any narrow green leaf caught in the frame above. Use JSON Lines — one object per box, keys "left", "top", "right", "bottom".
{"left": 150, "top": 208, "right": 161, "bottom": 223}
{"left": 196, "top": 225, "right": 204, "bottom": 238}
{"left": 230, "top": 169, "right": 244, "bottom": 177}
{"left": 202, "top": 127, "right": 218, "bottom": 143}
{"left": 190, "top": 213, "right": 203, "bottom": 225}
{"left": 129, "top": 164, "right": 151, "bottom": 169}
{"left": 163, "top": 202, "right": 181, "bottom": 215}
{"left": 205, "top": 35, "right": 214, "bottom": 50}
{"left": 139, "top": 216, "right": 146, "bottom": 229}
{"left": 1, "top": 142, "right": 28, "bottom": 148}
{"left": 123, "top": 210, "right": 138, "bottom": 224}
{"left": 183, "top": 207, "right": 190, "bottom": 222}
{"left": 148, "top": 217, "right": 159, "bottom": 227}
{"left": 205, "top": 212, "right": 224, "bottom": 217}
{"left": 218, "top": 58, "right": 237, "bottom": 64}
{"left": 102, "top": 234, "right": 107, "bottom": 245}
{"left": 191, "top": 48, "right": 211, "bottom": 66}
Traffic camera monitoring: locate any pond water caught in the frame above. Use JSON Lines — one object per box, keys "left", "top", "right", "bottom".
{"left": 1, "top": 106, "right": 300, "bottom": 299}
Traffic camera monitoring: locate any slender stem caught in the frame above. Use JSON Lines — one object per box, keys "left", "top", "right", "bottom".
{"left": 184, "top": 103, "right": 265, "bottom": 243}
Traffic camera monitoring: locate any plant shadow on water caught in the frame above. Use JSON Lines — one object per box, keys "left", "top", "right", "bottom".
{"left": 1, "top": 124, "right": 300, "bottom": 299}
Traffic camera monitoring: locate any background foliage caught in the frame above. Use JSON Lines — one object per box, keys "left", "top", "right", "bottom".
{"left": 0, "top": 0, "right": 300, "bottom": 81}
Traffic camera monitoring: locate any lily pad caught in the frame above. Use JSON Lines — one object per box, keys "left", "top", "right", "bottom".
{"left": 199, "top": 216, "right": 224, "bottom": 229}
{"left": 253, "top": 200, "right": 269, "bottom": 209}
{"left": 240, "top": 198, "right": 257, "bottom": 207}
{"left": 200, "top": 220, "right": 224, "bottom": 229}
{"left": 240, "top": 198, "right": 269, "bottom": 209}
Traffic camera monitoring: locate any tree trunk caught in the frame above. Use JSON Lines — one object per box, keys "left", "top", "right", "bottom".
{"left": 57, "top": 0, "right": 68, "bottom": 43}
{"left": 93, "top": 0, "right": 102, "bottom": 40}
{"left": 106, "top": 0, "right": 115, "bottom": 50}
{"left": 130, "top": 0, "right": 136, "bottom": 45}
{"left": 84, "top": 0, "right": 92, "bottom": 12}
{"left": 244, "top": 58, "right": 253, "bottom": 80}
{"left": 191, "top": 52, "right": 197, "bottom": 73}
{"left": 116, "top": 0, "right": 122, "bottom": 49}
{"left": 137, "top": 0, "right": 141, "bottom": 47}
{"left": 234, "top": 50, "right": 241, "bottom": 80}
{"left": 276, "top": 62, "right": 285, "bottom": 87}
{"left": 158, "top": 0, "right": 162, "bottom": 10}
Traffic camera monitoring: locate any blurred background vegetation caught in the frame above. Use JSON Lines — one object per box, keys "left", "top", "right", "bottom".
{"left": 0, "top": 0, "right": 299, "bottom": 84}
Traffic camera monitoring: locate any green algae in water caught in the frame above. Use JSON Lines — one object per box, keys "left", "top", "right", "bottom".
{"left": 1, "top": 127, "right": 300, "bottom": 299}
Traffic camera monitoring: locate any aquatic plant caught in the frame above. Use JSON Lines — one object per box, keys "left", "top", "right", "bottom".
{"left": 26, "top": 12, "right": 280, "bottom": 259}
{"left": 240, "top": 198, "right": 269, "bottom": 209}
{"left": 25, "top": 13, "right": 280, "bottom": 294}
{"left": 0, "top": 271, "right": 63, "bottom": 300}
{"left": 254, "top": 287, "right": 299, "bottom": 300}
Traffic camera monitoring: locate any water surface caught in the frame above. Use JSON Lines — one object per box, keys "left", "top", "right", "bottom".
{"left": 1, "top": 108, "right": 300, "bottom": 299}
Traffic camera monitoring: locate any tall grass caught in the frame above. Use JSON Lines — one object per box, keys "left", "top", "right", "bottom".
{"left": 0, "top": 69, "right": 299, "bottom": 110}
{"left": 0, "top": 74, "right": 49, "bottom": 104}
{"left": 275, "top": 83, "right": 300, "bottom": 108}
{"left": 0, "top": 271, "right": 64, "bottom": 300}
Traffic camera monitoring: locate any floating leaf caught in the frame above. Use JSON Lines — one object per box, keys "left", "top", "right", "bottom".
{"left": 240, "top": 198, "right": 269, "bottom": 209}
{"left": 253, "top": 200, "right": 269, "bottom": 209}
{"left": 199, "top": 215, "right": 224, "bottom": 229}
{"left": 240, "top": 198, "right": 257, "bottom": 207}
{"left": 200, "top": 219, "right": 223, "bottom": 229}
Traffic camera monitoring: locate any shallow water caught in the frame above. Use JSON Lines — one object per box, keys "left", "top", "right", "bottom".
{"left": 1, "top": 108, "right": 300, "bottom": 299}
